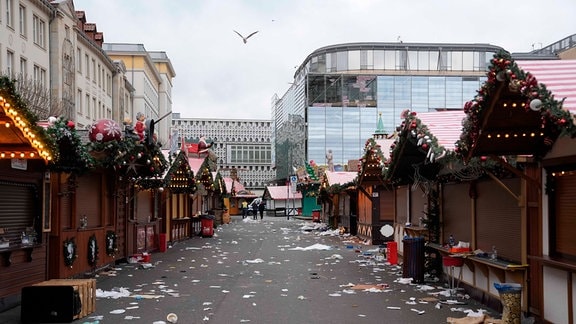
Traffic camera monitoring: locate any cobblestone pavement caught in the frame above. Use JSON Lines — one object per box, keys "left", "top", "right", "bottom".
{"left": 2, "top": 216, "right": 503, "bottom": 324}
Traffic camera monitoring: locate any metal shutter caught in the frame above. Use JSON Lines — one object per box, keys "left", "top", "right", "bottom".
{"left": 554, "top": 173, "right": 576, "bottom": 257}
{"left": 476, "top": 178, "right": 521, "bottom": 262}
{"left": 442, "top": 183, "right": 472, "bottom": 243}
{"left": 0, "top": 182, "right": 36, "bottom": 242}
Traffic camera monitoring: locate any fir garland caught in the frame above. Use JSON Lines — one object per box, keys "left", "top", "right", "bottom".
{"left": 105, "top": 231, "right": 117, "bottom": 257}
{"left": 455, "top": 50, "right": 576, "bottom": 159}
{"left": 87, "top": 234, "right": 99, "bottom": 266}
{"left": 63, "top": 237, "right": 77, "bottom": 268}
{"left": 46, "top": 117, "right": 96, "bottom": 174}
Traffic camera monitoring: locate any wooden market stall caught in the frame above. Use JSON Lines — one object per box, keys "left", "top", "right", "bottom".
{"left": 262, "top": 185, "right": 302, "bottom": 217}
{"left": 356, "top": 115, "right": 396, "bottom": 245}
{"left": 0, "top": 78, "right": 54, "bottom": 308}
{"left": 159, "top": 149, "right": 196, "bottom": 245}
{"left": 319, "top": 171, "right": 357, "bottom": 231}
{"left": 446, "top": 51, "right": 576, "bottom": 320}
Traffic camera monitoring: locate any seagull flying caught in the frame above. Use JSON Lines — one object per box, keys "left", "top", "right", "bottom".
{"left": 234, "top": 30, "right": 259, "bottom": 44}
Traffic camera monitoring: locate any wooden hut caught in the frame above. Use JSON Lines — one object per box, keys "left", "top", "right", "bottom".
{"left": 262, "top": 186, "right": 302, "bottom": 217}
{"left": 159, "top": 149, "right": 196, "bottom": 245}
{"left": 450, "top": 53, "right": 576, "bottom": 322}
{"left": 0, "top": 78, "right": 55, "bottom": 308}
{"left": 356, "top": 115, "right": 396, "bottom": 245}
{"left": 319, "top": 171, "right": 357, "bottom": 231}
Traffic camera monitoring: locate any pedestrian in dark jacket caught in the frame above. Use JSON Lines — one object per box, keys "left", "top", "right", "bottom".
{"left": 251, "top": 201, "right": 258, "bottom": 220}
{"left": 258, "top": 200, "right": 265, "bottom": 220}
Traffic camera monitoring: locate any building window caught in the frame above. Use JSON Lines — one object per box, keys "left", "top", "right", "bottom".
{"left": 5, "top": 0, "right": 14, "bottom": 28}
{"left": 18, "top": 4, "right": 26, "bottom": 36}
{"left": 19, "top": 56, "right": 27, "bottom": 77}
{"left": 32, "top": 15, "right": 45, "bottom": 48}
{"left": 33, "top": 65, "right": 46, "bottom": 88}
{"left": 91, "top": 59, "right": 96, "bottom": 83}
{"left": 77, "top": 48, "right": 82, "bottom": 73}
{"left": 6, "top": 50, "right": 14, "bottom": 77}
{"left": 85, "top": 94, "right": 91, "bottom": 116}
{"left": 76, "top": 89, "right": 82, "bottom": 116}
{"left": 85, "top": 54, "right": 89, "bottom": 77}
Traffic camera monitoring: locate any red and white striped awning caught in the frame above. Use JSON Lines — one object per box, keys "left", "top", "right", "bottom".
{"left": 415, "top": 111, "right": 466, "bottom": 151}
{"left": 517, "top": 60, "right": 576, "bottom": 114}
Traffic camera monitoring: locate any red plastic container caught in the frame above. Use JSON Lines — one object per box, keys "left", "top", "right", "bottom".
{"left": 387, "top": 241, "right": 398, "bottom": 265}
{"left": 312, "top": 209, "right": 321, "bottom": 223}
{"left": 443, "top": 256, "right": 464, "bottom": 267}
{"left": 201, "top": 218, "right": 214, "bottom": 237}
{"left": 158, "top": 233, "right": 167, "bottom": 252}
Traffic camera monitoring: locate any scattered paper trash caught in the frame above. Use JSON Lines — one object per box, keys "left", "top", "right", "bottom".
{"left": 110, "top": 309, "right": 126, "bottom": 314}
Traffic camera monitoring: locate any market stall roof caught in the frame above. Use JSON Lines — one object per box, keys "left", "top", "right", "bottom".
{"left": 383, "top": 110, "right": 454, "bottom": 185}
{"left": 456, "top": 52, "right": 576, "bottom": 161}
{"left": 516, "top": 60, "right": 576, "bottom": 114}
{"left": 223, "top": 177, "right": 257, "bottom": 198}
{"left": 264, "top": 185, "right": 302, "bottom": 200}
{"left": 0, "top": 80, "right": 53, "bottom": 162}
{"left": 417, "top": 111, "right": 465, "bottom": 151}
{"left": 323, "top": 171, "right": 357, "bottom": 186}
{"left": 188, "top": 156, "right": 208, "bottom": 175}
{"left": 357, "top": 136, "right": 395, "bottom": 186}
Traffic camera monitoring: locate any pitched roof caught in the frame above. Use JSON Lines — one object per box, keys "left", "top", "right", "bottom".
{"left": 265, "top": 185, "right": 302, "bottom": 200}
{"left": 188, "top": 157, "right": 206, "bottom": 174}
{"left": 324, "top": 171, "right": 357, "bottom": 186}
{"left": 516, "top": 60, "right": 576, "bottom": 114}
{"left": 415, "top": 111, "right": 466, "bottom": 151}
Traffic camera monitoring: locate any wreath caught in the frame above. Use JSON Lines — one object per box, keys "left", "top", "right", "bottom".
{"left": 63, "top": 237, "right": 77, "bottom": 268}
{"left": 105, "top": 231, "right": 117, "bottom": 256}
{"left": 87, "top": 235, "right": 99, "bottom": 266}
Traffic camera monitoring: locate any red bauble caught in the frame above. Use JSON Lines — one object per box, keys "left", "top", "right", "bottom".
{"left": 421, "top": 143, "right": 428, "bottom": 150}
{"left": 67, "top": 120, "right": 75, "bottom": 129}
{"left": 89, "top": 119, "right": 123, "bottom": 142}
{"left": 480, "top": 156, "right": 487, "bottom": 162}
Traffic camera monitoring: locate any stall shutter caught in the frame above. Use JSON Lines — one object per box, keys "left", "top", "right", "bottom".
{"left": 379, "top": 190, "right": 394, "bottom": 221}
{"left": 442, "top": 183, "right": 472, "bottom": 243}
{"left": 476, "top": 178, "right": 521, "bottom": 262}
{"left": 554, "top": 173, "right": 576, "bottom": 257}
{"left": 76, "top": 173, "right": 102, "bottom": 227}
{"left": 137, "top": 190, "right": 152, "bottom": 223}
{"left": 0, "top": 182, "right": 36, "bottom": 242}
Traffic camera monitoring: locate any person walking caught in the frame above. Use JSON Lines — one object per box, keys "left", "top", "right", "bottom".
{"left": 258, "top": 200, "right": 265, "bottom": 220}
{"left": 241, "top": 201, "right": 248, "bottom": 219}
{"left": 252, "top": 201, "right": 258, "bottom": 220}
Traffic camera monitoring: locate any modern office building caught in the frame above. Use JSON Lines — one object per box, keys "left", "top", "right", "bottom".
{"left": 171, "top": 114, "right": 274, "bottom": 194}
{"left": 272, "top": 42, "right": 506, "bottom": 180}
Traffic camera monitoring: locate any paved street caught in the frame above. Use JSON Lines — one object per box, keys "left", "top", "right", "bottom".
{"left": 2, "top": 215, "right": 501, "bottom": 324}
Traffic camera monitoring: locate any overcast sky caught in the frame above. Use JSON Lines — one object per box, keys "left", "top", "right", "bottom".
{"left": 75, "top": 0, "right": 575, "bottom": 120}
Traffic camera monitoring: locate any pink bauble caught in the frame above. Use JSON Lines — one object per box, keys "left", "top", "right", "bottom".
{"left": 89, "top": 119, "right": 123, "bottom": 142}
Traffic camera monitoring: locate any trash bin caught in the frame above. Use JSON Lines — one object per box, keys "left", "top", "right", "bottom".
{"left": 158, "top": 233, "right": 167, "bottom": 252}
{"left": 494, "top": 283, "right": 522, "bottom": 324}
{"left": 402, "top": 237, "right": 425, "bottom": 283}
{"left": 312, "top": 209, "right": 321, "bottom": 222}
{"left": 200, "top": 214, "right": 215, "bottom": 238}
{"left": 387, "top": 241, "right": 398, "bottom": 265}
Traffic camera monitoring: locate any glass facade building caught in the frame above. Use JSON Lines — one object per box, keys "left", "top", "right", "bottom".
{"left": 272, "top": 42, "right": 504, "bottom": 180}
